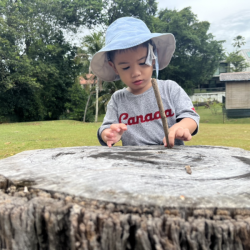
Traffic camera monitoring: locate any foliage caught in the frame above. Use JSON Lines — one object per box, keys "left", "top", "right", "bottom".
{"left": 95, "top": 80, "right": 126, "bottom": 113}
{"left": 154, "top": 7, "right": 225, "bottom": 93}
{"left": 204, "top": 100, "right": 223, "bottom": 115}
{"left": 0, "top": 84, "right": 44, "bottom": 122}
{"left": 226, "top": 51, "right": 250, "bottom": 72}
{"left": 103, "top": 0, "right": 158, "bottom": 30}
{"left": 232, "top": 35, "right": 246, "bottom": 49}
{"left": 0, "top": 1, "right": 229, "bottom": 122}
{"left": 0, "top": 0, "right": 103, "bottom": 121}
{"left": 65, "top": 83, "right": 95, "bottom": 122}
{"left": 79, "top": 31, "right": 106, "bottom": 122}
{"left": 82, "top": 31, "right": 105, "bottom": 57}
{"left": 226, "top": 36, "right": 249, "bottom": 72}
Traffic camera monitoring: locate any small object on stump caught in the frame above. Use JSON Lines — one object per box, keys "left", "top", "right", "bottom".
{"left": 185, "top": 165, "right": 192, "bottom": 174}
{"left": 151, "top": 78, "right": 171, "bottom": 148}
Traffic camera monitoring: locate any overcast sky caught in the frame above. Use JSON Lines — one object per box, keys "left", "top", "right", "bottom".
{"left": 157, "top": 0, "right": 250, "bottom": 53}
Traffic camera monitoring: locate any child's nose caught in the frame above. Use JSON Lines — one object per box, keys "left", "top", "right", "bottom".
{"left": 131, "top": 66, "right": 141, "bottom": 78}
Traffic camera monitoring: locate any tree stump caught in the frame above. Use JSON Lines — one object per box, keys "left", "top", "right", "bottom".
{"left": 0, "top": 145, "right": 250, "bottom": 249}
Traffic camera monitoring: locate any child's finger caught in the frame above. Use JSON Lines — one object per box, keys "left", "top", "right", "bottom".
{"left": 162, "top": 136, "right": 173, "bottom": 148}
{"left": 110, "top": 124, "right": 121, "bottom": 132}
{"left": 175, "top": 128, "right": 191, "bottom": 141}
{"left": 167, "top": 131, "right": 175, "bottom": 147}
{"left": 162, "top": 137, "right": 167, "bottom": 147}
{"left": 119, "top": 123, "right": 127, "bottom": 131}
{"left": 107, "top": 140, "right": 114, "bottom": 148}
{"left": 182, "top": 129, "right": 192, "bottom": 141}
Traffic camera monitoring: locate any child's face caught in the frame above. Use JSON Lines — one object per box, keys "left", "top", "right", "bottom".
{"left": 109, "top": 45, "right": 154, "bottom": 95}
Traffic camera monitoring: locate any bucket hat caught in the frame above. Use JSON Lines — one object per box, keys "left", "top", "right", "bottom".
{"left": 90, "top": 17, "right": 176, "bottom": 82}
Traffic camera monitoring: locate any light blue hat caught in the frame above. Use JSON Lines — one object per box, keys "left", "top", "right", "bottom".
{"left": 90, "top": 17, "right": 176, "bottom": 82}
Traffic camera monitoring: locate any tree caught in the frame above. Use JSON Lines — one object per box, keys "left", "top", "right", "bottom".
{"left": 0, "top": 0, "right": 104, "bottom": 121}
{"left": 97, "top": 80, "right": 125, "bottom": 114}
{"left": 226, "top": 36, "right": 249, "bottom": 72}
{"left": 232, "top": 35, "right": 246, "bottom": 49}
{"left": 103, "top": 0, "right": 158, "bottom": 30}
{"left": 65, "top": 82, "right": 95, "bottom": 122}
{"left": 80, "top": 31, "right": 105, "bottom": 122}
{"left": 154, "top": 7, "right": 225, "bottom": 94}
{"left": 0, "top": 0, "right": 162, "bottom": 122}
{"left": 226, "top": 52, "right": 249, "bottom": 72}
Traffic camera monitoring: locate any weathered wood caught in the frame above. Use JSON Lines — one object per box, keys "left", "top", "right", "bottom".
{"left": 0, "top": 145, "right": 250, "bottom": 249}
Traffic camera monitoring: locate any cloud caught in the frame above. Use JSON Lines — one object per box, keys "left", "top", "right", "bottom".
{"left": 209, "top": 9, "right": 250, "bottom": 52}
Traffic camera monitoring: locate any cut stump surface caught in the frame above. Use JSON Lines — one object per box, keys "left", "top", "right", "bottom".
{"left": 0, "top": 145, "right": 250, "bottom": 249}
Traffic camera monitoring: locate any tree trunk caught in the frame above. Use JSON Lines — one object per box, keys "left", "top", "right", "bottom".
{"left": 99, "top": 78, "right": 103, "bottom": 92}
{"left": 83, "top": 91, "right": 93, "bottom": 123}
{"left": 95, "top": 78, "right": 101, "bottom": 122}
{"left": 1, "top": 145, "right": 250, "bottom": 249}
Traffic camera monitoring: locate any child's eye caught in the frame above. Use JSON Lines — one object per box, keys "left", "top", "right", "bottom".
{"left": 122, "top": 66, "right": 130, "bottom": 70}
{"left": 139, "top": 62, "right": 146, "bottom": 65}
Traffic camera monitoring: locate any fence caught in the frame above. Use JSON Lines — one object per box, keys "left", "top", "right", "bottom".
{"left": 194, "top": 87, "right": 225, "bottom": 93}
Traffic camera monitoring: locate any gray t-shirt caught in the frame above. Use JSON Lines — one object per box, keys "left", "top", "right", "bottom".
{"left": 98, "top": 79, "right": 200, "bottom": 146}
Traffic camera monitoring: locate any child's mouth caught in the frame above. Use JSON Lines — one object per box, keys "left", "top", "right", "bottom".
{"left": 133, "top": 80, "right": 143, "bottom": 85}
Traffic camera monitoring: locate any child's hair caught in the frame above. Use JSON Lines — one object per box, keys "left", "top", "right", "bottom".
{"left": 108, "top": 39, "right": 153, "bottom": 62}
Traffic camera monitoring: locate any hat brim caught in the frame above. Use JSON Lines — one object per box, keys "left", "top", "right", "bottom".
{"left": 90, "top": 33, "right": 175, "bottom": 82}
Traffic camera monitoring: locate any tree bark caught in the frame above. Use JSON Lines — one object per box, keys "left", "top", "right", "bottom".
{"left": 1, "top": 186, "right": 250, "bottom": 250}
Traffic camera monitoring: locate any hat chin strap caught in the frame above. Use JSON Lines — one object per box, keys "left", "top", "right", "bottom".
{"left": 145, "top": 43, "right": 159, "bottom": 78}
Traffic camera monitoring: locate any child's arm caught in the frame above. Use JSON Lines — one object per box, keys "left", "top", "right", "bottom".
{"left": 101, "top": 123, "right": 127, "bottom": 148}
{"left": 162, "top": 118, "right": 197, "bottom": 148}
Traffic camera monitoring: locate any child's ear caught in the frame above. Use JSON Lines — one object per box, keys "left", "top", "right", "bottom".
{"left": 108, "top": 61, "right": 118, "bottom": 74}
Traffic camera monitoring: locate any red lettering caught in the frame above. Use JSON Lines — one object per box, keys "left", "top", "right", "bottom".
{"left": 137, "top": 115, "right": 145, "bottom": 123}
{"left": 165, "top": 109, "right": 174, "bottom": 117}
{"left": 154, "top": 111, "right": 161, "bottom": 120}
{"left": 134, "top": 117, "right": 139, "bottom": 125}
{"left": 145, "top": 113, "right": 153, "bottom": 122}
{"left": 128, "top": 117, "right": 136, "bottom": 125}
{"left": 119, "top": 109, "right": 174, "bottom": 126}
{"left": 119, "top": 113, "right": 128, "bottom": 124}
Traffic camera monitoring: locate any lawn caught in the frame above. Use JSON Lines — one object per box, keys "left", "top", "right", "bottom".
{"left": 0, "top": 106, "right": 249, "bottom": 159}
{"left": 0, "top": 120, "right": 105, "bottom": 159}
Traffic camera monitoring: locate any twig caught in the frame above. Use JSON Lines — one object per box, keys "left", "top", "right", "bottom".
{"left": 151, "top": 78, "right": 171, "bottom": 148}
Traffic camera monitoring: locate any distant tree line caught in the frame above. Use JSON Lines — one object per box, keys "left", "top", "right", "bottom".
{"left": 0, "top": 0, "right": 225, "bottom": 122}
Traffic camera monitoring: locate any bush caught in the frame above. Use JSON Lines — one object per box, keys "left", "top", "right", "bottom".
{"left": 204, "top": 100, "right": 223, "bottom": 115}
{"left": 0, "top": 85, "right": 44, "bottom": 122}
{"left": 64, "top": 83, "right": 95, "bottom": 122}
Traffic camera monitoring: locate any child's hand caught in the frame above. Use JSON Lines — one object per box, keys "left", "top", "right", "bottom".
{"left": 163, "top": 127, "right": 192, "bottom": 148}
{"left": 162, "top": 118, "right": 197, "bottom": 148}
{"left": 101, "top": 123, "right": 127, "bottom": 147}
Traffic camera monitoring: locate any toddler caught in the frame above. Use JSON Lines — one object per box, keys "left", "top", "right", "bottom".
{"left": 91, "top": 17, "right": 200, "bottom": 148}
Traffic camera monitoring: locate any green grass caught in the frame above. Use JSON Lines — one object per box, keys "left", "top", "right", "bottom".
{"left": 195, "top": 106, "right": 250, "bottom": 124}
{"left": 0, "top": 107, "right": 249, "bottom": 159}
{"left": 185, "top": 123, "right": 250, "bottom": 151}
{"left": 0, "top": 120, "right": 105, "bottom": 159}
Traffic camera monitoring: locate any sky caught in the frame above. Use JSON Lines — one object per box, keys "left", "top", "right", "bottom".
{"left": 157, "top": 0, "right": 250, "bottom": 53}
